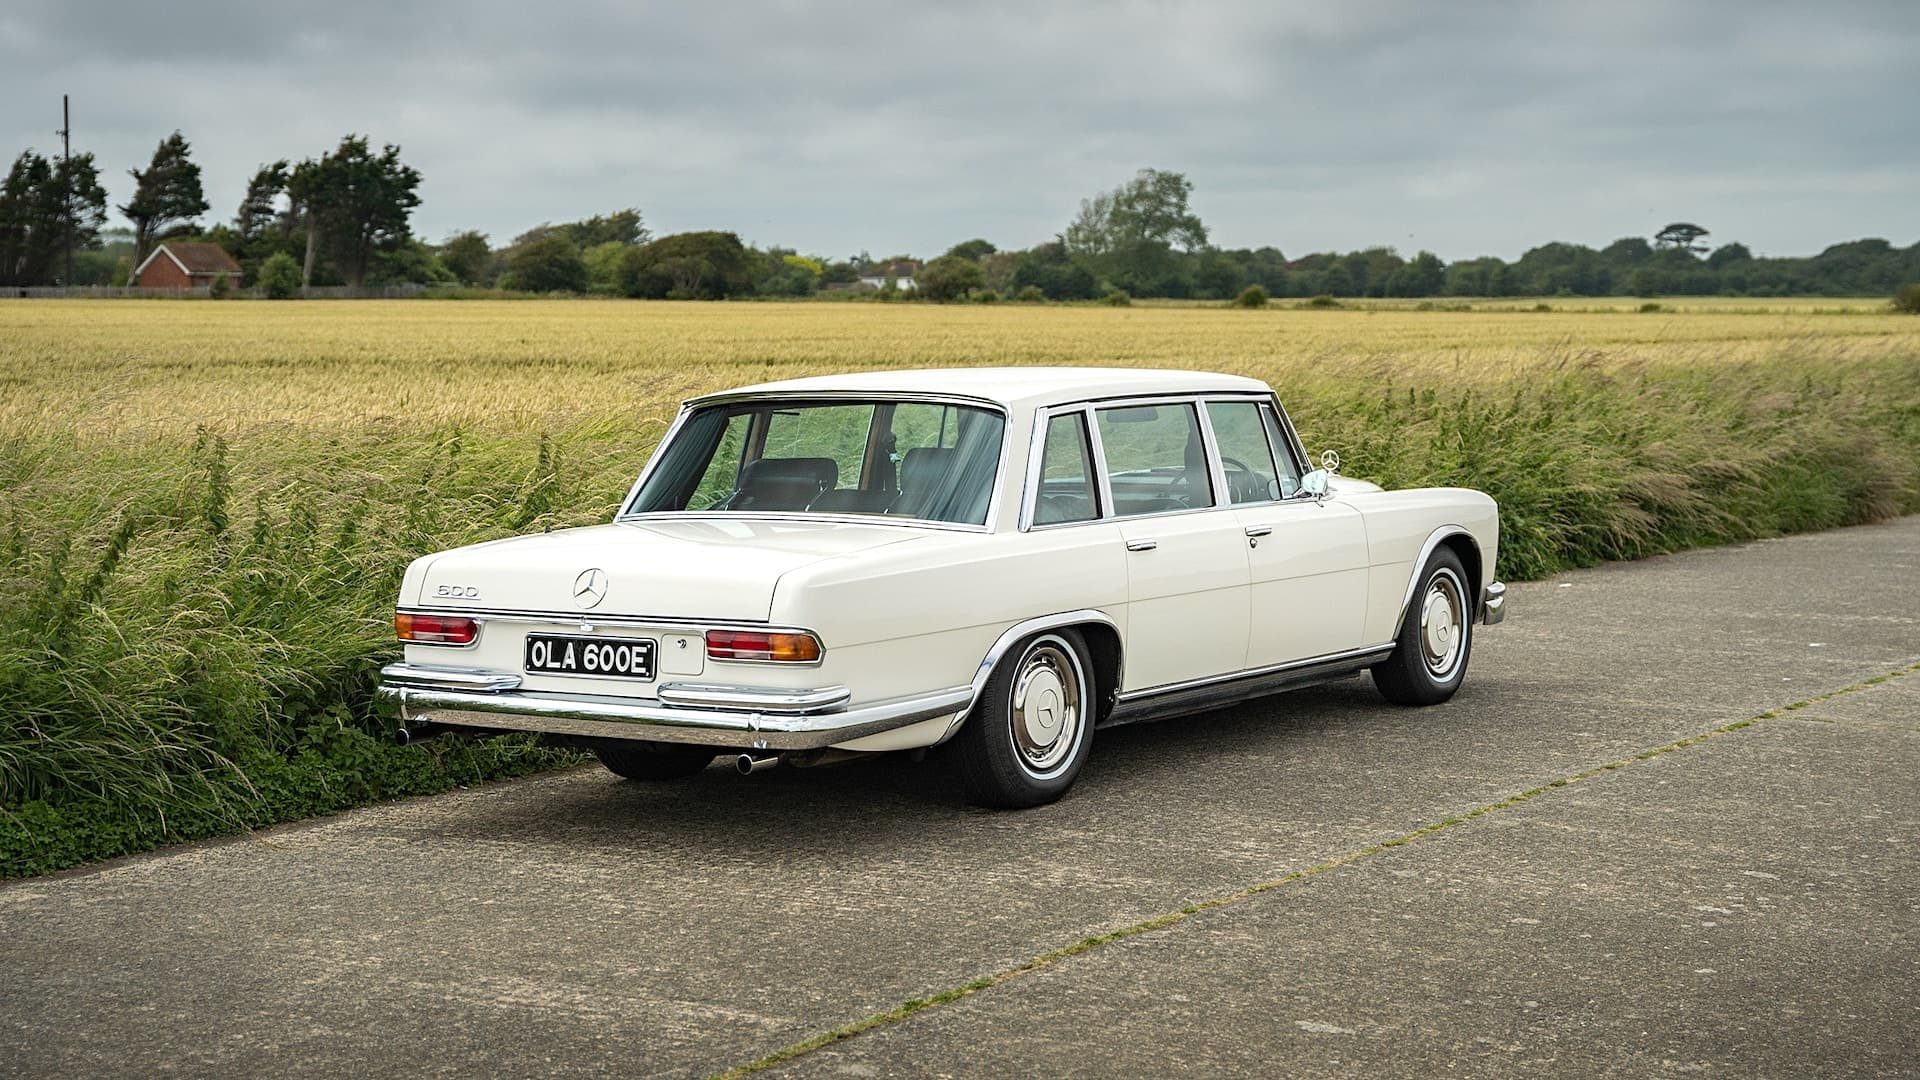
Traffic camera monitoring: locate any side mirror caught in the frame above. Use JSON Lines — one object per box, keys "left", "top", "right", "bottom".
{"left": 1299, "top": 469, "right": 1330, "bottom": 499}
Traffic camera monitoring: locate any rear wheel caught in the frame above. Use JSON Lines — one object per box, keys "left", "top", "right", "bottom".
{"left": 1372, "top": 548, "right": 1473, "bottom": 706}
{"left": 953, "top": 629, "right": 1094, "bottom": 808}
{"left": 594, "top": 742, "right": 717, "bottom": 781}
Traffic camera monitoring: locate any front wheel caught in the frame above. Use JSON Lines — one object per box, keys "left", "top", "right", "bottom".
{"left": 1372, "top": 548, "right": 1473, "bottom": 706}
{"left": 594, "top": 742, "right": 717, "bottom": 781}
{"left": 953, "top": 629, "right": 1095, "bottom": 808}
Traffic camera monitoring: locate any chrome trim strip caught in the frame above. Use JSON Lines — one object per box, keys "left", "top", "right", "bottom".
{"left": 1394, "top": 525, "right": 1477, "bottom": 629}
{"left": 1116, "top": 642, "right": 1397, "bottom": 703}
{"left": 1192, "top": 398, "right": 1231, "bottom": 509}
{"left": 380, "top": 663, "right": 523, "bottom": 692}
{"left": 1083, "top": 403, "right": 1118, "bottom": 527}
{"left": 377, "top": 681, "right": 974, "bottom": 751}
{"left": 397, "top": 606, "right": 803, "bottom": 633}
{"left": 1481, "top": 581, "right": 1507, "bottom": 625}
{"left": 655, "top": 682, "right": 851, "bottom": 713}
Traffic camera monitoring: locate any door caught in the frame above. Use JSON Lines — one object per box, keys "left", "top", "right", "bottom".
{"left": 1205, "top": 400, "right": 1371, "bottom": 665}
{"left": 1092, "top": 401, "right": 1251, "bottom": 691}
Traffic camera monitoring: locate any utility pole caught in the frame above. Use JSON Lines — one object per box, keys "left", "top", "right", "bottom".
{"left": 57, "top": 94, "right": 72, "bottom": 287}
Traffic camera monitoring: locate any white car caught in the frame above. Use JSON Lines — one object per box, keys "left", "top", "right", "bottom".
{"left": 377, "top": 368, "right": 1505, "bottom": 807}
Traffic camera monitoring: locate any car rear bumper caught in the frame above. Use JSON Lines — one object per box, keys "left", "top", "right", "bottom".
{"left": 374, "top": 663, "right": 974, "bottom": 750}
{"left": 1481, "top": 581, "right": 1508, "bottom": 625}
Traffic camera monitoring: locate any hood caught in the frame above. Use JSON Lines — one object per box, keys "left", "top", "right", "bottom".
{"left": 413, "top": 518, "right": 925, "bottom": 622}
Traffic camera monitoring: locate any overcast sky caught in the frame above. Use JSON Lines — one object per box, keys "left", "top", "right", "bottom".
{"left": 4, "top": 0, "right": 1916, "bottom": 260}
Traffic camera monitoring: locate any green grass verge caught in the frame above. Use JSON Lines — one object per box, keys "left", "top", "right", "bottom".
{"left": 3, "top": 350, "right": 1918, "bottom": 877}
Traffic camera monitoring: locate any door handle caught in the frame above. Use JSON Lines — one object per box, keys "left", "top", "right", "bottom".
{"left": 1244, "top": 525, "right": 1273, "bottom": 538}
{"left": 1125, "top": 538, "right": 1158, "bottom": 552}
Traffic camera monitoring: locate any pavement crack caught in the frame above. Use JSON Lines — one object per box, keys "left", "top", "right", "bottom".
{"left": 707, "top": 658, "right": 1920, "bottom": 1080}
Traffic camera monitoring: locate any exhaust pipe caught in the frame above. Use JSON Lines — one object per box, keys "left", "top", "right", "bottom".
{"left": 734, "top": 753, "right": 780, "bottom": 775}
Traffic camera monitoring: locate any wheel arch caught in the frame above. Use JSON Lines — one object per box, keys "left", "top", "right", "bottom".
{"left": 1395, "top": 526, "right": 1483, "bottom": 628}
{"left": 964, "top": 610, "right": 1123, "bottom": 725}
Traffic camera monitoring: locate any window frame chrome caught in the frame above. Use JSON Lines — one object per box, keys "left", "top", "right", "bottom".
{"left": 614, "top": 390, "right": 1013, "bottom": 534}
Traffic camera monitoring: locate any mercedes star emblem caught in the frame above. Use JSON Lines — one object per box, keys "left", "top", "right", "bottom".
{"left": 572, "top": 567, "right": 607, "bottom": 609}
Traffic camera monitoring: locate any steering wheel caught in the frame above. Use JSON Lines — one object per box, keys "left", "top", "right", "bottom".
{"left": 1218, "top": 454, "right": 1262, "bottom": 502}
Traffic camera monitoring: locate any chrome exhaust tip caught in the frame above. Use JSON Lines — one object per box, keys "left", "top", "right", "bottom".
{"left": 735, "top": 753, "right": 780, "bottom": 775}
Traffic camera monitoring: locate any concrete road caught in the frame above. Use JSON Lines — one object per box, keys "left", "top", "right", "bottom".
{"left": 3, "top": 519, "right": 1916, "bottom": 1079}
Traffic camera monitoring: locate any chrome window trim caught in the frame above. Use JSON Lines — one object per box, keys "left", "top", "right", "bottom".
{"left": 1021, "top": 406, "right": 1107, "bottom": 532}
{"left": 1202, "top": 397, "right": 1311, "bottom": 509}
{"left": 614, "top": 391, "right": 1013, "bottom": 534}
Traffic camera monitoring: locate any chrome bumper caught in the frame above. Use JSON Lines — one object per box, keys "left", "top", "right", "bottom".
{"left": 1481, "top": 581, "right": 1507, "bottom": 626}
{"left": 375, "top": 663, "right": 973, "bottom": 750}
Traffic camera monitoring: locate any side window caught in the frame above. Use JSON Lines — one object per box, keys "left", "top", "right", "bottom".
{"left": 1095, "top": 403, "right": 1213, "bottom": 517}
{"left": 687, "top": 413, "right": 750, "bottom": 510}
{"left": 1206, "top": 401, "right": 1284, "bottom": 504}
{"left": 1033, "top": 413, "right": 1098, "bottom": 525}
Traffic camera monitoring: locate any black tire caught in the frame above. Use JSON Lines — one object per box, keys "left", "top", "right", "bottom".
{"left": 1372, "top": 547, "right": 1474, "bottom": 706}
{"left": 953, "top": 629, "right": 1095, "bottom": 809}
{"left": 594, "top": 742, "right": 718, "bottom": 781}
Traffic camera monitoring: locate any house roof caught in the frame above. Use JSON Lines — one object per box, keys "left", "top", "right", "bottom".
{"left": 692, "top": 367, "right": 1272, "bottom": 412}
{"left": 134, "top": 241, "right": 242, "bottom": 278}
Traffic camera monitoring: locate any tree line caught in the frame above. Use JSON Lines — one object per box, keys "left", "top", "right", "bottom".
{"left": 3, "top": 132, "right": 1915, "bottom": 301}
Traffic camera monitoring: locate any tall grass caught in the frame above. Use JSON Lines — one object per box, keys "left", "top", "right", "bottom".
{"left": 1, "top": 301, "right": 1916, "bottom": 876}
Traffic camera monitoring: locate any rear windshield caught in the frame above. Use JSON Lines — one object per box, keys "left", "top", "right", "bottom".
{"left": 627, "top": 399, "right": 1005, "bottom": 526}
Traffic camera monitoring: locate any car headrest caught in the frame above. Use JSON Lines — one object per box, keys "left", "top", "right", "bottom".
{"left": 899, "top": 447, "right": 955, "bottom": 490}
{"left": 741, "top": 457, "right": 838, "bottom": 489}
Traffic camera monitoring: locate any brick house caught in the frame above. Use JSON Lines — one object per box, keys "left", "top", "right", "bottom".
{"left": 133, "top": 242, "right": 243, "bottom": 290}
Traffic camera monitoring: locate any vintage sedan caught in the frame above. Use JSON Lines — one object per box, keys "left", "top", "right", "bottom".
{"left": 377, "top": 368, "right": 1505, "bottom": 807}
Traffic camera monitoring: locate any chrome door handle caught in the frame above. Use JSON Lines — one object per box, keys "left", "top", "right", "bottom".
{"left": 1125, "top": 538, "right": 1158, "bottom": 552}
{"left": 1244, "top": 525, "right": 1273, "bottom": 538}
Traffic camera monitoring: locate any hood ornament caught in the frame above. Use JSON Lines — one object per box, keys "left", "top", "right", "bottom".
{"left": 572, "top": 568, "right": 607, "bottom": 610}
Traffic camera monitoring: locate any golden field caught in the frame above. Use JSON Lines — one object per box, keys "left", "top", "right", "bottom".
{"left": 3, "top": 297, "right": 1915, "bottom": 435}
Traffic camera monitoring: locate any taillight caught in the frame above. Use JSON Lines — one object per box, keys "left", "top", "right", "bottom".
{"left": 705, "top": 629, "right": 822, "bottom": 663}
{"left": 395, "top": 612, "right": 478, "bottom": 645}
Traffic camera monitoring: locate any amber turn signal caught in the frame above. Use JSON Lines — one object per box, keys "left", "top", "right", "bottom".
{"left": 704, "top": 629, "right": 822, "bottom": 662}
{"left": 395, "top": 612, "right": 479, "bottom": 645}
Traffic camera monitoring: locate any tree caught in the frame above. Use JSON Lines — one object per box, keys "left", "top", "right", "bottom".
{"left": 617, "top": 231, "right": 753, "bottom": 299}
{"left": 917, "top": 254, "right": 985, "bottom": 302}
{"left": 286, "top": 136, "right": 423, "bottom": 287}
{"left": 558, "top": 209, "right": 648, "bottom": 249}
{"left": 439, "top": 230, "right": 491, "bottom": 285}
{"left": 505, "top": 233, "right": 586, "bottom": 293}
{"left": 1654, "top": 222, "right": 1710, "bottom": 254}
{"left": 257, "top": 251, "right": 301, "bottom": 299}
{"left": 1385, "top": 251, "right": 1445, "bottom": 297}
{"left": 119, "top": 132, "right": 209, "bottom": 281}
{"left": 1009, "top": 241, "right": 1099, "bottom": 300}
{"left": 944, "top": 238, "right": 996, "bottom": 262}
{"left": 1063, "top": 168, "right": 1208, "bottom": 294}
{"left": 582, "top": 241, "right": 628, "bottom": 294}
{"left": 1707, "top": 242, "right": 1752, "bottom": 268}
{"left": 0, "top": 149, "right": 106, "bottom": 285}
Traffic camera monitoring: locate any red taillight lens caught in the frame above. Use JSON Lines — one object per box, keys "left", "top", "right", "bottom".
{"left": 395, "top": 612, "right": 478, "bottom": 645}
{"left": 705, "top": 629, "right": 822, "bottom": 663}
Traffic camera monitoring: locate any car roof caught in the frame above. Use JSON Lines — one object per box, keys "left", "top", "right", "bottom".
{"left": 690, "top": 366, "right": 1273, "bottom": 411}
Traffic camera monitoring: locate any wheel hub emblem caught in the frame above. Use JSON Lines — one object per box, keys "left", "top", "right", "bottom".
{"left": 572, "top": 568, "right": 607, "bottom": 609}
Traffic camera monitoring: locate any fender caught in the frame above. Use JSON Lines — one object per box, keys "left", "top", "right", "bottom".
{"left": 1394, "top": 524, "right": 1480, "bottom": 628}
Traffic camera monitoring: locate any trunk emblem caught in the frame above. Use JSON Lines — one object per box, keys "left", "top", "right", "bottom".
{"left": 572, "top": 568, "right": 608, "bottom": 609}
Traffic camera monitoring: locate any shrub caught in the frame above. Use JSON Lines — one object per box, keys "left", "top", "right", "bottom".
{"left": 974, "top": 289, "right": 999, "bottom": 304}
{"left": 1015, "top": 285, "right": 1046, "bottom": 303}
{"left": 258, "top": 252, "right": 301, "bottom": 299}
{"left": 1233, "top": 284, "right": 1269, "bottom": 309}
{"left": 1639, "top": 302, "right": 1664, "bottom": 313}
{"left": 209, "top": 274, "right": 232, "bottom": 299}
{"left": 1101, "top": 289, "right": 1132, "bottom": 307}
{"left": 1302, "top": 294, "right": 1341, "bottom": 309}
{"left": 917, "top": 254, "right": 986, "bottom": 303}
{"left": 506, "top": 234, "right": 587, "bottom": 294}
{"left": 1532, "top": 302, "right": 1553, "bottom": 312}
{"left": 1893, "top": 284, "right": 1920, "bottom": 314}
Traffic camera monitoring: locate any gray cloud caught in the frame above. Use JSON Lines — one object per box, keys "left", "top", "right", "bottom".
{"left": 4, "top": 0, "right": 1916, "bottom": 260}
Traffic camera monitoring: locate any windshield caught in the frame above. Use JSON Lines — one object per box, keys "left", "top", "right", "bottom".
{"left": 627, "top": 398, "right": 1006, "bottom": 526}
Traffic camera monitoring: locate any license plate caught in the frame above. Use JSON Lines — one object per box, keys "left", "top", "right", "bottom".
{"left": 524, "top": 633, "right": 656, "bottom": 680}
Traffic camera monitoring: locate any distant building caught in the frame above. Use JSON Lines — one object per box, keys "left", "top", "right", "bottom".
{"left": 857, "top": 260, "right": 920, "bottom": 292}
{"left": 133, "top": 242, "right": 243, "bottom": 290}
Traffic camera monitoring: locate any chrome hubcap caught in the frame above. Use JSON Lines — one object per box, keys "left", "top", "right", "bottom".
{"left": 1420, "top": 571, "right": 1466, "bottom": 679}
{"left": 1010, "top": 642, "right": 1082, "bottom": 775}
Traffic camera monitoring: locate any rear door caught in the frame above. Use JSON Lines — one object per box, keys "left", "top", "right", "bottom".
{"left": 1091, "top": 400, "right": 1252, "bottom": 691}
{"left": 1204, "top": 399, "right": 1371, "bottom": 664}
